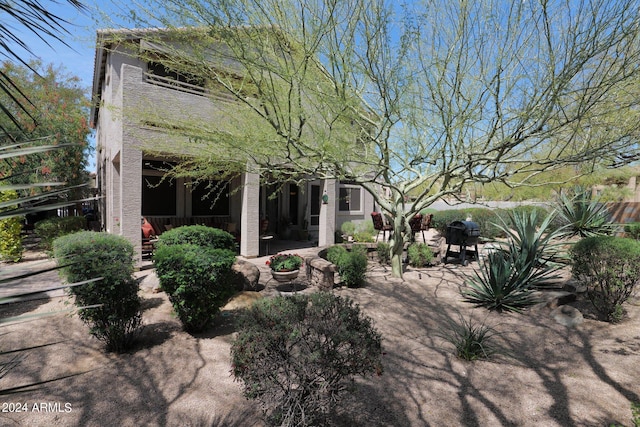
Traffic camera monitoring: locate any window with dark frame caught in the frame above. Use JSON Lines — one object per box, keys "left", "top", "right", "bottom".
{"left": 339, "top": 186, "right": 361, "bottom": 212}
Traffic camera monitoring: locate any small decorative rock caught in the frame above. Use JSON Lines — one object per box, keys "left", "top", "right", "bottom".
{"left": 551, "top": 305, "right": 584, "bottom": 327}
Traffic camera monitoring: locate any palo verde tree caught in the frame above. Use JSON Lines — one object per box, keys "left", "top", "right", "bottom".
{"left": 113, "top": 0, "right": 640, "bottom": 278}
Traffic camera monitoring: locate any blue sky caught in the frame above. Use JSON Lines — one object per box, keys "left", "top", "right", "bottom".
{"left": 5, "top": 1, "right": 133, "bottom": 170}
{"left": 10, "top": 1, "right": 107, "bottom": 90}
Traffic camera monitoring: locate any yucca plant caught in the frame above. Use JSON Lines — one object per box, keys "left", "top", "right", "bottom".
{"left": 462, "top": 250, "right": 541, "bottom": 312}
{"left": 494, "top": 208, "right": 567, "bottom": 270}
{"left": 439, "top": 315, "right": 501, "bottom": 361}
{"left": 554, "top": 188, "right": 618, "bottom": 238}
{"left": 463, "top": 209, "right": 564, "bottom": 312}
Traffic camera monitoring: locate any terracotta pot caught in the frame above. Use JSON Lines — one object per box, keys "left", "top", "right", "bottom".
{"left": 271, "top": 269, "right": 300, "bottom": 282}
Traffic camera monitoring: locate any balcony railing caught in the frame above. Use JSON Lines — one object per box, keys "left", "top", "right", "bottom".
{"left": 143, "top": 72, "right": 236, "bottom": 102}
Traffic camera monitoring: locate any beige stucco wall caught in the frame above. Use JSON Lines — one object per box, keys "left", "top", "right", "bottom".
{"left": 95, "top": 39, "right": 373, "bottom": 262}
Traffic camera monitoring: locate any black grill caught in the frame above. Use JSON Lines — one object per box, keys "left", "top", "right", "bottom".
{"left": 444, "top": 220, "right": 480, "bottom": 265}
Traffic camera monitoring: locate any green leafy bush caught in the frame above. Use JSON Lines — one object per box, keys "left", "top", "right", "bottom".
{"left": 35, "top": 215, "right": 86, "bottom": 251}
{"left": 377, "top": 242, "right": 391, "bottom": 265}
{"left": 266, "top": 252, "right": 303, "bottom": 271}
{"left": 53, "top": 231, "right": 141, "bottom": 352}
{"left": 156, "top": 224, "right": 236, "bottom": 251}
{"left": 570, "top": 236, "right": 640, "bottom": 322}
{"left": 325, "top": 245, "right": 368, "bottom": 287}
{"left": 326, "top": 245, "right": 348, "bottom": 265}
{"left": 153, "top": 244, "right": 236, "bottom": 332}
{"left": 554, "top": 189, "right": 618, "bottom": 238}
{"left": 624, "top": 222, "right": 640, "bottom": 240}
{"left": 0, "top": 191, "right": 23, "bottom": 262}
{"left": 340, "top": 221, "right": 356, "bottom": 237}
{"left": 407, "top": 243, "right": 434, "bottom": 267}
{"left": 353, "top": 220, "right": 376, "bottom": 242}
{"left": 231, "top": 292, "right": 383, "bottom": 427}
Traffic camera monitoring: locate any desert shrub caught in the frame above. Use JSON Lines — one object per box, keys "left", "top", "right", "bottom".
{"left": 352, "top": 220, "right": 376, "bottom": 242}
{"left": 554, "top": 189, "right": 618, "bottom": 238}
{"left": 325, "top": 245, "right": 368, "bottom": 287}
{"left": 340, "top": 221, "right": 356, "bottom": 237}
{"left": 624, "top": 222, "right": 640, "bottom": 240}
{"left": 353, "top": 231, "right": 375, "bottom": 242}
{"left": 407, "top": 243, "right": 434, "bottom": 267}
{"left": 153, "top": 244, "right": 236, "bottom": 332}
{"left": 35, "top": 215, "right": 86, "bottom": 251}
{"left": 53, "top": 231, "right": 141, "bottom": 352}
{"left": 340, "top": 245, "right": 368, "bottom": 288}
{"left": 377, "top": 242, "right": 391, "bottom": 265}
{"left": 0, "top": 191, "right": 23, "bottom": 262}
{"left": 326, "top": 245, "right": 348, "bottom": 265}
{"left": 439, "top": 315, "right": 500, "bottom": 361}
{"left": 156, "top": 224, "right": 236, "bottom": 251}
{"left": 570, "top": 236, "right": 640, "bottom": 322}
{"left": 431, "top": 210, "right": 464, "bottom": 236}
{"left": 231, "top": 292, "right": 383, "bottom": 427}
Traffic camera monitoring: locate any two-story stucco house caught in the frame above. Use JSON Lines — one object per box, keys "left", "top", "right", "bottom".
{"left": 90, "top": 28, "right": 374, "bottom": 262}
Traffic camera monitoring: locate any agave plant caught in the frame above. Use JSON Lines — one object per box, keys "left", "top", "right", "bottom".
{"left": 554, "top": 188, "right": 618, "bottom": 238}
{"left": 462, "top": 250, "right": 541, "bottom": 312}
{"left": 463, "top": 209, "right": 564, "bottom": 312}
{"left": 438, "top": 314, "right": 501, "bottom": 361}
{"left": 494, "top": 208, "right": 567, "bottom": 269}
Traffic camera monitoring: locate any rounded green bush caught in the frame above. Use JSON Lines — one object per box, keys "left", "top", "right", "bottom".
{"left": 156, "top": 225, "right": 236, "bottom": 251}
{"left": 624, "top": 222, "right": 640, "bottom": 240}
{"left": 326, "top": 244, "right": 368, "bottom": 288}
{"left": 407, "top": 243, "right": 434, "bottom": 267}
{"left": 570, "top": 236, "right": 640, "bottom": 322}
{"left": 53, "top": 231, "right": 141, "bottom": 352}
{"left": 35, "top": 215, "right": 87, "bottom": 251}
{"left": 231, "top": 292, "right": 383, "bottom": 426}
{"left": 377, "top": 242, "right": 391, "bottom": 265}
{"left": 153, "top": 243, "right": 237, "bottom": 332}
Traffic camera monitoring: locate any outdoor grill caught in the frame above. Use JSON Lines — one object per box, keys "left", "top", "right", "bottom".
{"left": 444, "top": 220, "right": 480, "bottom": 265}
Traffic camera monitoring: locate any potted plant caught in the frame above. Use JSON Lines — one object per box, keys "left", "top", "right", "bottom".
{"left": 267, "top": 253, "right": 304, "bottom": 282}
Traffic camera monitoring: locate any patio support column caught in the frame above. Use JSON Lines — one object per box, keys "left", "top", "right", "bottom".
{"left": 318, "top": 179, "right": 336, "bottom": 247}
{"left": 120, "top": 145, "right": 142, "bottom": 263}
{"left": 240, "top": 171, "right": 260, "bottom": 257}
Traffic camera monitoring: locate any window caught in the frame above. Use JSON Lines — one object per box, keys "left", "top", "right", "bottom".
{"left": 339, "top": 186, "right": 362, "bottom": 212}
{"left": 142, "top": 175, "right": 177, "bottom": 216}
{"left": 191, "top": 181, "right": 230, "bottom": 216}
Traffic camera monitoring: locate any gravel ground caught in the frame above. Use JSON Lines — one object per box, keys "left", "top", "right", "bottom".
{"left": 1, "top": 243, "right": 639, "bottom": 426}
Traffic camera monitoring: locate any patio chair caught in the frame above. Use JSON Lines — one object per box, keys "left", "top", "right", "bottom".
{"left": 141, "top": 217, "right": 158, "bottom": 258}
{"left": 371, "top": 212, "right": 393, "bottom": 242}
{"left": 409, "top": 214, "right": 423, "bottom": 242}
{"left": 420, "top": 213, "right": 433, "bottom": 242}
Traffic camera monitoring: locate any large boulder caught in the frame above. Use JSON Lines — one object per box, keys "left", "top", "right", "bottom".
{"left": 231, "top": 259, "right": 261, "bottom": 291}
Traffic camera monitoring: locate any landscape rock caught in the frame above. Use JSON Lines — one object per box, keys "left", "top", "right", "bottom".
{"left": 231, "top": 259, "right": 261, "bottom": 291}
{"left": 551, "top": 305, "right": 584, "bottom": 327}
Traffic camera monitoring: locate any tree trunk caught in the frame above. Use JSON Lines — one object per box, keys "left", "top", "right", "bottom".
{"left": 389, "top": 213, "right": 408, "bottom": 278}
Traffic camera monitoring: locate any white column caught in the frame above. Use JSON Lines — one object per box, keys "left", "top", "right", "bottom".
{"left": 318, "top": 179, "right": 336, "bottom": 247}
{"left": 120, "top": 145, "right": 142, "bottom": 263}
{"left": 240, "top": 171, "right": 260, "bottom": 257}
